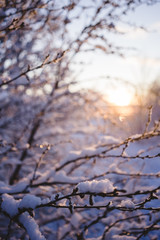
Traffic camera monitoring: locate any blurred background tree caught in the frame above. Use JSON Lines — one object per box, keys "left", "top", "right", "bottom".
{"left": 2, "top": 0, "right": 154, "bottom": 183}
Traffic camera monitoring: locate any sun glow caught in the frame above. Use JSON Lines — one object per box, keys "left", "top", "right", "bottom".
{"left": 107, "top": 88, "right": 132, "bottom": 106}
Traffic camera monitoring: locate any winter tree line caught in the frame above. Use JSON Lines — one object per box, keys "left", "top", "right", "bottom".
{"left": 0, "top": 0, "right": 160, "bottom": 239}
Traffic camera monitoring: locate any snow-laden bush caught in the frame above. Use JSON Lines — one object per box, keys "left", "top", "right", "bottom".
{"left": 0, "top": 1, "right": 160, "bottom": 239}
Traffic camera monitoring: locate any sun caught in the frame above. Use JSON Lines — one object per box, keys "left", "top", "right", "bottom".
{"left": 107, "top": 88, "right": 132, "bottom": 106}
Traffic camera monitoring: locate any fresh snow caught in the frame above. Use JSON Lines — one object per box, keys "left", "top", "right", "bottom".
{"left": 120, "top": 200, "right": 135, "bottom": 209}
{"left": 70, "top": 212, "right": 83, "bottom": 228}
{"left": 1, "top": 194, "right": 20, "bottom": 217}
{"left": 34, "top": 169, "right": 84, "bottom": 184}
{"left": 0, "top": 180, "right": 28, "bottom": 194}
{"left": 112, "top": 235, "right": 136, "bottom": 240}
{"left": 2, "top": 194, "right": 45, "bottom": 239}
{"left": 19, "top": 194, "right": 41, "bottom": 209}
{"left": 2, "top": 193, "right": 42, "bottom": 216}
{"left": 60, "top": 146, "right": 105, "bottom": 166}
{"left": 77, "top": 179, "right": 114, "bottom": 193}
{"left": 19, "top": 212, "right": 46, "bottom": 240}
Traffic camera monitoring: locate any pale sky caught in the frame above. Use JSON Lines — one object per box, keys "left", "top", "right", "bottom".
{"left": 70, "top": 2, "right": 160, "bottom": 106}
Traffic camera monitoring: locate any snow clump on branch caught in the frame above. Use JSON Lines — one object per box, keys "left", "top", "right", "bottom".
{"left": 77, "top": 179, "right": 114, "bottom": 193}
{"left": 1, "top": 194, "right": 41, "bottom": 218}
{"left": 1, "top": 194, "right": 20, "bottom": 217}
{"left": 120, "top": 199, "right": 135, "bottom": 209}
{"left": 19, "top": 194, "right": 41, "bottom": 209}
{"left": 19, "top": 212, "right": 46, "bottom": 240}
{"left": 1, "top": 194, "right": 45, "bottom": 240}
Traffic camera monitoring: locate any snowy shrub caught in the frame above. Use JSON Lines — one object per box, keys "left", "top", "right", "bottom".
{"left": 0, "top": 1, "right": 160, "bottom": 240}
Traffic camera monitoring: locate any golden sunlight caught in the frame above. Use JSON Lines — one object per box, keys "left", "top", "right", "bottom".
{"left": 107, "top": 88, "right": 132, "bottom": 106}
